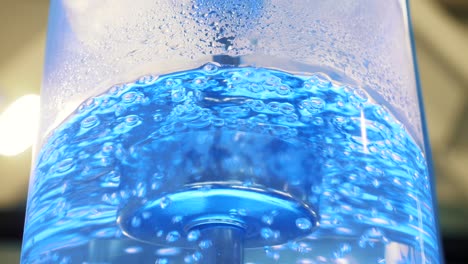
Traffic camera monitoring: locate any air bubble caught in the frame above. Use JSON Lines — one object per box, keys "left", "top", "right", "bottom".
{"left": 358, "top": 235, "right": 368, "bottom": 248}
{"left": 125, "top": 115, "right": 141, "bottom": 126}
{"left": 266, "top": 102, "right": 280, "bottom": 112}
{"left": 81, "top": 115, "right": 99, "bottom": 129}
{"left": 56, "top": 158, "right": 74, "bottom": 173}
{"left": 173, "top": 122, "right": 187, "bottom": 132}
{"left": 365, "top": 227, "right": 384, "bottom": 238}
{"left": 270, "top": 125, "right": 290, "bottom": 136}
{"left": 354, "top": 88, "right": 369, "bottom": 102}
{"left": 296, "top": 218, "right": 312, "bottom": 230}
{"left": 172, "top": 215, "right": 183, "bottom": 223}
{"left": 122, "top": 91, "right": 137, "bottom": 104}
{"left": 184, "top": 251, "right": 203, "bottom": 263}
{"left": 137, "top": 75, "right": 156, "bottom": 84}
{"left": 153, "top": 113, "right": 164, "bottom": 122}
{"left": 172, "top": 87, "right": 186, "bottom": 102}
{"left": 101, "top": 142, "right": 114, "bottom": 155}
{"left": 288, "top": 241, "right": 313, "bottom": 254}
{"left": 166, "top": 231, "right": 181, "bottom": 242}
{"left": 159, "top": 124, "right": 174, "bottom": 135}
{"left": 131, "top": 216, "right": 141, "bottom": 228}
{"left": 247, "top": 83, "right": 264, "bottom": 93}
{"left": 211, "top": 118, "right": 224, "bottom": 127}
{"left": 107, "top": 84, "right": 126, "bottom": 96}
{"left": 193, "top": 76, "right": 207, "bottom": 87}
{"left": 79, "top": 97, "right": 99, "bottom": 112}
{"left": 261, "top": 228, "right": 279, "bottom": 240}
{"left": 340, "top": 243, "right": 352, "bottom": 254}
{"left": 264, "top": 247, "right": 280, "bottom": 260}
{"left": 301, "top": 97, "right": 325, "bottom": 114}
{"left": 279, "top": 103, "right": 295, "bottom": 114}
{"left": 372, "top": 179, "right": 380, "bottom": 188}
{"left": 59, "top": 257, "right": 71, "bottom": 264}
{"left": 156, "top": 247, "right": 181, "bottom": 256}
{"left": 202, "top": 63, "right": 218, "bottom": 72}
{"left": 238, "top": 208, "right": 247, "bottom": 216}
{"left": 155, "top": 258, "right": 169, "bottom": 264}
{"left": 312, "top": 116, "right": 324, "bottom": 126}
{"left": 229, "top": 209, "right": 238, "bottom": 217}
{"left": 308, "top": 73, "right": 332, "bottom": 89}
{"left": 124, "top": 246, "right": 142, "bottom": 254}
{"left": 262, "top": 214, "right": 274, "bottom": 225}
{"left": 187, "top": 230, "right": 201, "bottom": 242}
{"left": 276, "top": 85, "right": 291, "bottom": 95}
{"left": 142, "top": 211, "right": 152, "bottom": 219}
{"left": 198, "top": 239, "right": 213, "bottom": 249}
{"left": 156, "top": 230, "right": 164, "bottom": 237}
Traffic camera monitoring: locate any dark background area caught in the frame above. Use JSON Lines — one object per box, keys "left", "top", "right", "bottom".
{"left": 1, "top": 0, "right": 468, "bottom": 262}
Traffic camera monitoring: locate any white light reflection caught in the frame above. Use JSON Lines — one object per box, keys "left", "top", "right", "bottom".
{"left": 0, "top": 94, "right": 40, "bottom": 156}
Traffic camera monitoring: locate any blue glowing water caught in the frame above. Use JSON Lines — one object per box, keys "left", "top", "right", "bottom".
{"left": 21, "top": 64, "right": 440, "bottom": 263}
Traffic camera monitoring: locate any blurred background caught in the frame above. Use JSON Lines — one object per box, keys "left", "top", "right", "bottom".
{"left": 0, "top": 0, "right": 467, "bottom": 262}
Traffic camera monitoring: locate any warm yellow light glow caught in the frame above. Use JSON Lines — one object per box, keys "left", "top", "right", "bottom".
{"left": 0, "top": 94, "right": 40, "bottom": 156}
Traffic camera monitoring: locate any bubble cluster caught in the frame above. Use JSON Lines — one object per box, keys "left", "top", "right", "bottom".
{"left": 22, "top": 65, "right": 438, "bottom": 263}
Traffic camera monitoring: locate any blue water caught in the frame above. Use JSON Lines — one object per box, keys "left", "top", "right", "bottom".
{"left": 22, "top": 64, "right": 440, "bottom": 263}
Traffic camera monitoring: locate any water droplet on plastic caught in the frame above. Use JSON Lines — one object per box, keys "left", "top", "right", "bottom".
{"left": 260, "top": 227, "right": 274, "bottom": 240}
{"left": 187, "top": 230, "right": 201, "bottom": 242}
{"left": 81, "top": 115, "right": 99, "bottom": 129}
{"left": 131, "top": 216, "right": 141, "bottom": 228}
{"left": 198, "top": 239, "right": 213, "bottom": 249}
{"left": 160, "top": 196, "right": 172, "bottom": 209}
{"left": 56, "top": 158, "right": 74, "bottom": 173}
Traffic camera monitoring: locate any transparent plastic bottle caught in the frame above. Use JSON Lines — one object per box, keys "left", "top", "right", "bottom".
{"left": 21, "top": 1, "right": 443, "bottom": 263}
